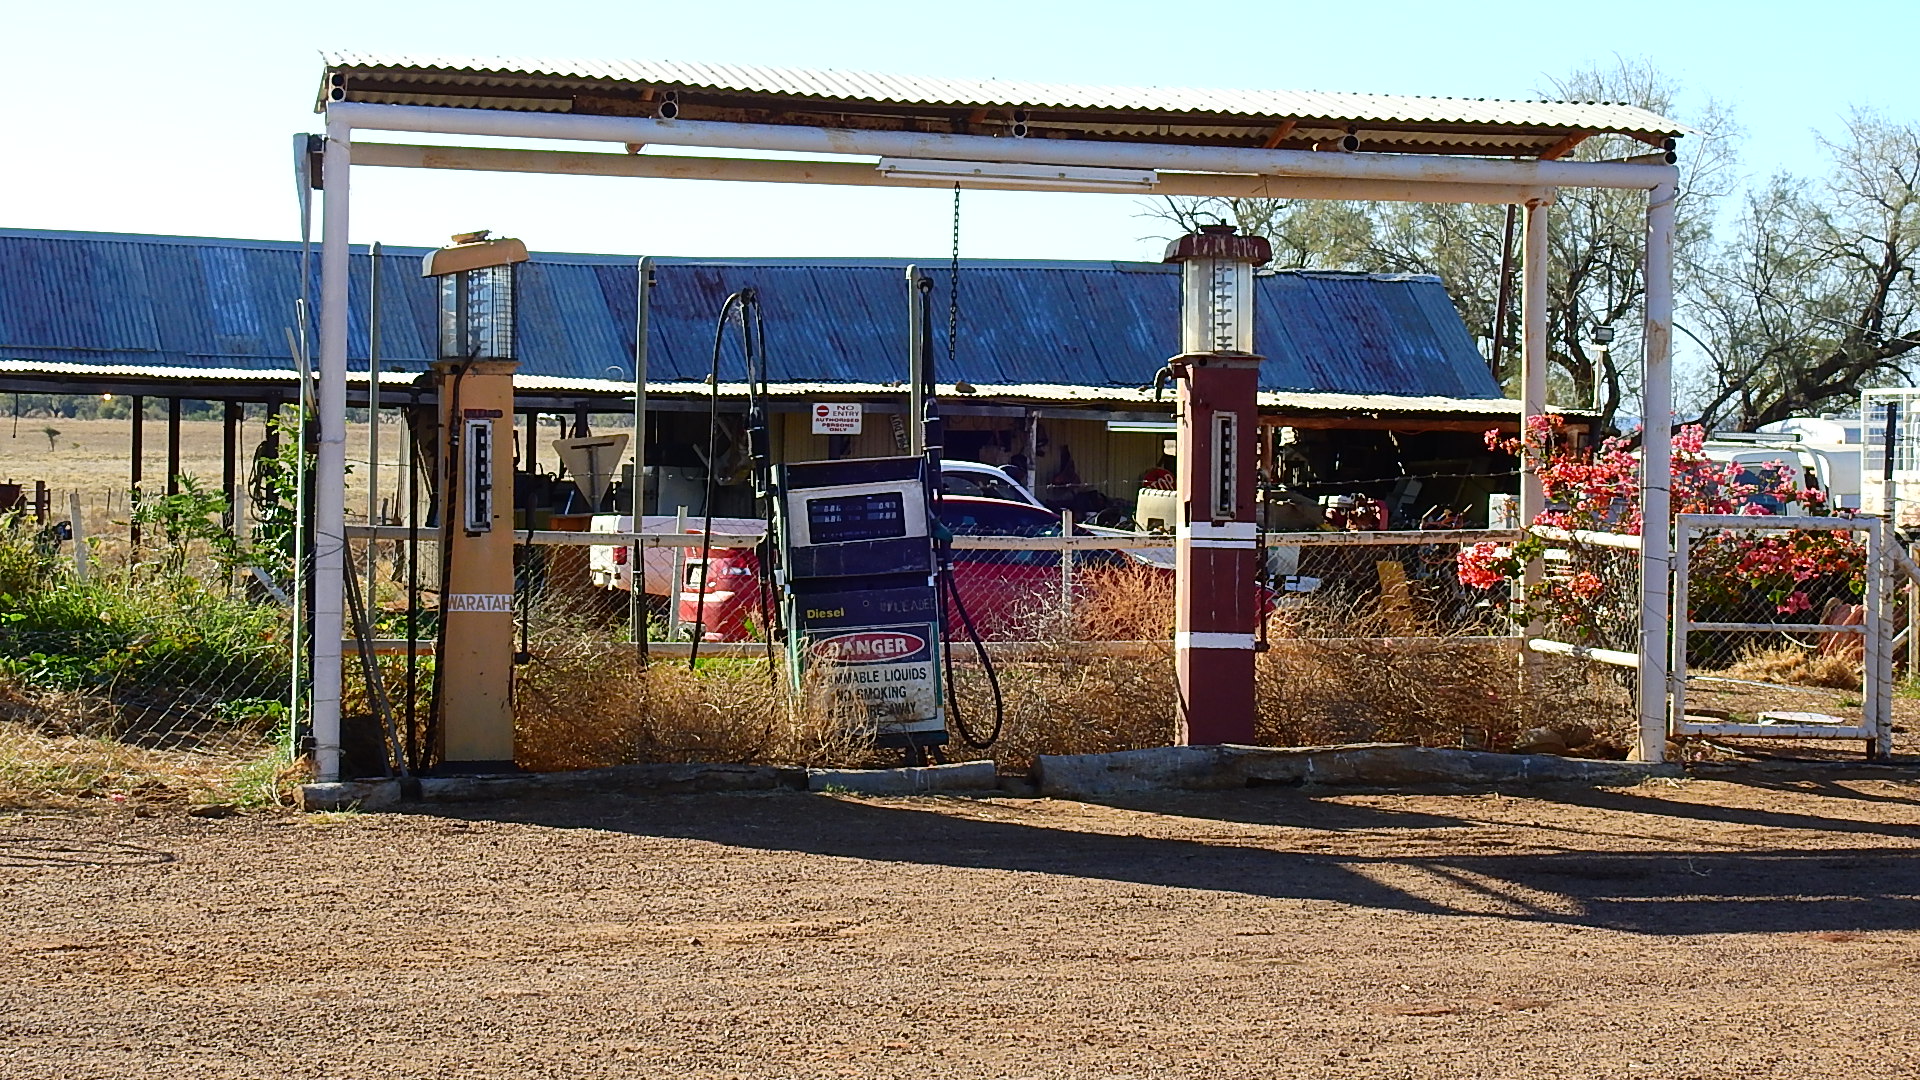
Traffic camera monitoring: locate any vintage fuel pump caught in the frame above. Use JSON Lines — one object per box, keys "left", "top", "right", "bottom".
{"left": 1161, "top": 225, "right": 1272, "bottom": 745}
{"left": 421, "top": 231, "right": 527, "bottom": 772}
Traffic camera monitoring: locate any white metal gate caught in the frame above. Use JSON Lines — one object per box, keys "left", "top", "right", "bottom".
{"left": 1670, "top": 513, "right": 1891, "bottom": 757}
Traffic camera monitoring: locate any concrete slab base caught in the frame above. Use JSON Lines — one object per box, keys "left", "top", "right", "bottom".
{"left": 296, "top": 762, "right": 791, "bottom": 811}
{"left": 1033, "top": 743, "right": 1683, "bottom": 799}
{"left": 295, "top": 760, "right": 1007, "bottom": 811}
{"left": 806, "top": 760, "right": 999, "bottom": 795}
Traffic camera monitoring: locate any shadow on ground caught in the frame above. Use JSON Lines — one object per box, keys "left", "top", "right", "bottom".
{"left": 416, "top": 780, "right": 1920, "bottom": 938}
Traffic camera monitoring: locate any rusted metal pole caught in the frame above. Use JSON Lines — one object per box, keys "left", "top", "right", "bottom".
{"left": 1490, "top": 204, "right": 1518, "bottom": 381}
{"left": 223, "top": 400, "right": 240, "bottom": 531}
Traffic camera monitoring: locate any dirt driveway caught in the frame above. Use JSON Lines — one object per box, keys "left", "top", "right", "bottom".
{"left": 3, "top": 776, "right": 1919, "bottom": 1080}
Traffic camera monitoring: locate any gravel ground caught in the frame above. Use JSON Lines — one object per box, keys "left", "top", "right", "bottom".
{"left": 4, "top": 776, "right": 1919, "bottom": 1080}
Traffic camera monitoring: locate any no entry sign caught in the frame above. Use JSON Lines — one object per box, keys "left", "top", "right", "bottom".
{"left": 812, "top": 402, "right": 862, "bottom": 435}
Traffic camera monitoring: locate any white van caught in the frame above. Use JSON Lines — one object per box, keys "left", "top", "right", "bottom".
{"left": 1703, "top": 434, "right": 1860, "bottom": 513}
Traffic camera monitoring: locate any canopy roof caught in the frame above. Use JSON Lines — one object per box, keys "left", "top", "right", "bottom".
{"left": 319, "top": 53, "right": 1684, "bottom": 160}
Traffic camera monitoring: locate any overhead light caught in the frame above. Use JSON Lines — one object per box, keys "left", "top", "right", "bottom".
{"left": 1108, "top": 420, "right": 1177, "bottom": 433}
{"left": 876, "top": 158, "right": 1159, "bottom": 192}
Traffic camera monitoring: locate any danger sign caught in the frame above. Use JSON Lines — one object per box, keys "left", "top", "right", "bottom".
{"left": 811, "top": 402, "right": 862, "bottom": 435}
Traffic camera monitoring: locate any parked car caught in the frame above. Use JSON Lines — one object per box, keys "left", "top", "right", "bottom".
{"left": 591, "top": 461, "right": 1043, "bottom": 596}
{"left": 939, "top": 459, "right": 1045, "bottom": 510}
{"left": 679, "top": 495, "right": 1120, "bottom": 642}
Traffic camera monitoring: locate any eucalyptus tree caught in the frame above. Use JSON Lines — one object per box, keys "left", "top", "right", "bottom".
{"left": 1155, "top": 59, "right": 1737, "bottom": 433}
{"left": 1685, "top": 110, "right": 1920, "bottom": 429}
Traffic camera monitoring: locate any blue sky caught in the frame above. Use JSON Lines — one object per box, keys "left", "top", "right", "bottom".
{"left": 2, "top": 0, "right": 1913, "bottom": 263}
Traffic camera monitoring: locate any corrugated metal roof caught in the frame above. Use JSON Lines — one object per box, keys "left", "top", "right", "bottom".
{"left": 0, "top": 228, "right": 1505, "bottom": 405}
{"left": 320, "top": 54, "right": 1683, "bottom": 157}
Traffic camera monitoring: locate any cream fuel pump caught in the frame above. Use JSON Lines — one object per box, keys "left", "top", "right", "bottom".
{"left": 420, "top": 232, "right": 528, "bottom": 774}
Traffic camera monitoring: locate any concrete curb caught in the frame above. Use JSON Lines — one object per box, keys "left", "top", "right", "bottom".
{"left": 296, "top": 762, "right": 789, "bottom": 811}
{"left": 806, "top": 760, "right": 999, "bottom": 795}
{"left": 1033, "top": 743, "right": 1682, "bottom": 799}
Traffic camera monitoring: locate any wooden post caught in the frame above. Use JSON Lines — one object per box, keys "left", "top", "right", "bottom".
{"left": 166, "top": 397, "right": 182, "bottom": 495}
{"left": 129, "top": 395, "right": 144, "bottom": 547}
{"left": 223, "top": 400, "right": 241, "bottom": 531}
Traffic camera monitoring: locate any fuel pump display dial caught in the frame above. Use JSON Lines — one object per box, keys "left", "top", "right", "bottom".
{"left": 805, "top": 491, "right": 908, "bottom": 545}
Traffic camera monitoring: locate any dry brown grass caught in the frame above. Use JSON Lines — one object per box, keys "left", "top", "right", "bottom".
{"left": 511, "top": 645, "right": 871, "bottom": 772}
{"left": 0, "top": 713, "right": 300, "bottom": 810}
{"left": 1255, "top": 636, "right": 1521, "bottom": 750}
{"left": 1718, "top": 642, "right": 1863, "bottom": 691}
{"left": 0, "top": 677, "right": 118, "bottom": 737}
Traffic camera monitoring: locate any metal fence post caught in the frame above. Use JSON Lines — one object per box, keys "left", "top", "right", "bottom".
{"left": 668, "top": 507, "right": 688, "bottom": 638}
{"left": 1874, "top": 519, "right": 1895, "bottom": 758}
{"left": 1060, "top": 509, "right": 1074, "bottom": 628}
{"left": 1668, "top": 517, "right": 1690, "bottom": 738}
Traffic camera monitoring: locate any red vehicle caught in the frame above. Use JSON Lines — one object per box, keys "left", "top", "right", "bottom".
{"left": 679, "top": 496, "right": 1133, "bottom": 642}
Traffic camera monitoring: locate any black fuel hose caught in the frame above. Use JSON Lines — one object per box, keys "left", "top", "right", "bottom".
{"left": 690, "top": 289, "right": 781, "bottom": 674}
{"left": 689, "top": 292, "right": 743, "bottom": 669}
{"left": 938, "top": 556, "right": 1004, "bottom": 750}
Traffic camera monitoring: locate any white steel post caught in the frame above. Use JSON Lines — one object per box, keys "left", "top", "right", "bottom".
{"left": 1636, "top": 181, "right": 1677, "bottom": 763}
{"left": 1060, "top": 509, "right": 1075, "bottom": 616}
{"left": 1668, "top": 517, "right": 1691, "bottom": 732}
{"left": 1518, "top": 195, "right": 1551, "bottom": 531}
{"left": 1874, "top": 520, "right": 1895, "bottom": 757}
{"left": 632, "top": 256, "right": 652, "bottom": 651}
{"left": 313, "top": 118, "right": 351, "bottom": 782}
{"left": 669, "top": 507, "right": 688, "bottom": 638}
{"left": 1516, "top": 195, "right": 1551, "bottom": 683}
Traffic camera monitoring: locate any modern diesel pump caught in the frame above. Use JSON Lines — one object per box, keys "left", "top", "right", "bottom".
{"left": 775, "top": 455, "right": 948, "bottom": 754}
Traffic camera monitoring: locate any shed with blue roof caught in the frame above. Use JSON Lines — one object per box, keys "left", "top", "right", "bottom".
{"left": 0, "top": 229, "right": 1528, "bottom": 520}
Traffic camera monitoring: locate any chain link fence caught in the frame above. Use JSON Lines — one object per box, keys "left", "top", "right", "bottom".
{"left": 6, "top": 484, "right": 1606, "bottom": 777}
{"left": 1512, "top": 526, "right": 1646, "bottom": 745}
{"left": 0, "top": 495, "right": 294, "bottom": 777}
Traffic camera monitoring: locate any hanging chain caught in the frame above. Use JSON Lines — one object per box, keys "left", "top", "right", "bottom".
{"left": 947, "top": 183, "right": 961, "bottom": 372}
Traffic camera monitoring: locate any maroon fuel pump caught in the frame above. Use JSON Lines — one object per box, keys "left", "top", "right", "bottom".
{"left": 1162, "top": 225, "right": 1272, "bottom": 745}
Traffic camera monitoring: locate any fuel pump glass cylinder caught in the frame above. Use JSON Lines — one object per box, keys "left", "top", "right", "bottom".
{"left": 1180, "top": 256, "right": 1254, "bottom": 355}
{"left": 437, "top": 264, "right": 517, "bottom": 361}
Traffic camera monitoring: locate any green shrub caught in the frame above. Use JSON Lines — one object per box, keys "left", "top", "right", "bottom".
{"left": 0, "top": 515, "right": 290, "bottom": 733}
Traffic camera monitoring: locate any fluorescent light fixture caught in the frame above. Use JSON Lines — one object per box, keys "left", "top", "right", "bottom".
{"left": 1108, "top": 420, "right": 1178, "bottom": 433}
{"left": 876, "top": 157, "right": 1159, "bottom": 192}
